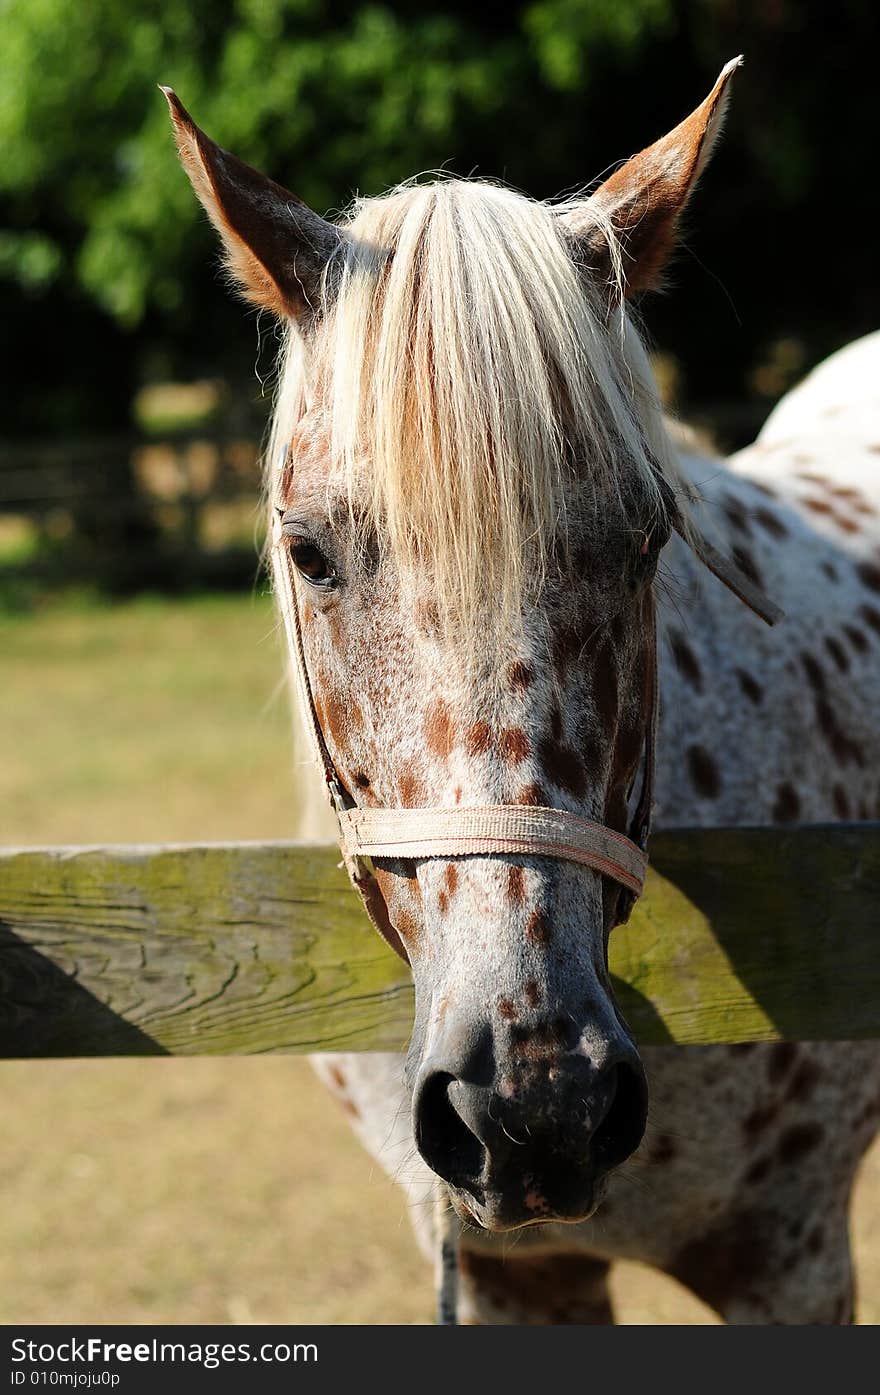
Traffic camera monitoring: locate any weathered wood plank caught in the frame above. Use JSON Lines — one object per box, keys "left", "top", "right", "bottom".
{"left": 0, "top": 826, "right": 877, "bottom": 1056}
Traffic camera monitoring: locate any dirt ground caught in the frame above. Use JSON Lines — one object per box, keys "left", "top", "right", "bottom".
{"left": 2, "top": 596, "right": 877, "bottom": 1323}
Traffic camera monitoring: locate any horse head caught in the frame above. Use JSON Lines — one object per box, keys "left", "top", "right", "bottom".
{"left": 166, "top": 60, "right": 763, "bottom": 1232}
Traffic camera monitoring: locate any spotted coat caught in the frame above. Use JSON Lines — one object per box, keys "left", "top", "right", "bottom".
{"left": 312, "top": 334, "right": 880, "bottom": 1324}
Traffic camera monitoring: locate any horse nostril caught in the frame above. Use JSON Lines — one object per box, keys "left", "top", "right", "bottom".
{"left": 414, "top": 1069, "right": 486, "bottom": 1191}
{"left": 592, "top": 1060, "right": 648, "bottom": 1171}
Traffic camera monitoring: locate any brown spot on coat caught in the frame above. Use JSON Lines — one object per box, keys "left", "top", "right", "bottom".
{"left": 858, "top": 562, "right": 880, "bottom": 593}
{"left": 843, "top": 625, "right": 868, "bottom": 654}
{"left": 723, "top": 495, "right": 752, "bottom": 535}
{"left": 670, "top": 1209, "right": 775, "bottom": 1313}
{"left": 669, "top": 630, "right": 703, "bottom": 691}
{"left": 736, "top": 669, "right": 764, "bottom": 704}
{"left": 538, "top": 736, "right": 588, "bottom": 799}
{"left": 425, "top": 699, "right": 455, "bottom": 760}
{"left": 498, "top": 998, "right": 517, "bottom": 1020}
{"left": 772, "top": 782, "right": 800, "bottom": 825}
{"left": 315, "top": 689, "right": 355, "bottom": 749}
{"left": 499, "top": 728, "right": 530, "bottom": 764}
{"left": 524, "top": 979, "right": 540, "bottom": 1008}
{"left": 507, "top": 865, "right": 526, "bottom": 906}
{"left": 743, "top": 1102, "right": 779, "bottom": 1139}
{"left": 327, "top": 1065, "right": 360, "bottom": 1120}
{"left": 801, "top": 652, "right": 826, "bottom": 694}
{"left": 417, "top": 597, "right": 441, "bottom": 634}
{"left": 510, "top": 1018, "right": 567, "bottom": 1056}
{"left": 398, "top": 772, "right": 426, "bottom": 807}
{"left": 806, "top": 1226, "right": 825, "bottom": 1256}
{"left": 805, "top": 496, "right": 832, "bottom": 515}
{"left": 787, "top": 1058, "right": 822, "bottom": 1103}
{"left": 518, "top": 783, "right": 548, "bottom": 807}
{"left": 777, "top": 1121, "right": 824, "bottom": 1164}
{"left": 508, "top": 661, "right": 532, "bottom": 690}
{"left": 687, "top": 744, "right": 721, "bottom": 798}
{"left": 861, "top": 604, "right": 880, "bottom": 637}
{"left": 754, "top": 507, "right": 788, "bottom": 539}
{"left": 815, "top": 698, "right": 866, "bottom": 768}
{"left": 444, "top": 863, "right": 459, "bottom": 897}
{"left": 824, "top": 636, "right": 850, "bottom": 673}
{"left": 744, "top": 1154, "right": 772, "bottom": 1186}
{"left": 650, "top": 1134, "right": 677, "bottom": 1164}
{"left": 525, "top": 908, "right": 551, "bottom": 947}
{"left": 466, "top": 722, "right": 493, "bottom": 758}
{"left": 392, "top": 906, "right": 419, "bottom": 941}
{"left": 768, "top": 1042, "right": 798, "bottom": 1082}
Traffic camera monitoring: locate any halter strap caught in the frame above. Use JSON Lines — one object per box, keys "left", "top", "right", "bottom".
{"left": 339, "top": 804, "right": 647, "bottom": 898}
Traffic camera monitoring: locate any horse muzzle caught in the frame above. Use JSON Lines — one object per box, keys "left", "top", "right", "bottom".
{"left": 412, "top": 1016, "right": 648, "bottom": 1232}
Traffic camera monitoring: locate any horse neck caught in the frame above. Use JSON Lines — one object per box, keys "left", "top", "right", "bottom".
{"left": 654, "top": 390, "right": 880, "bottom": 829}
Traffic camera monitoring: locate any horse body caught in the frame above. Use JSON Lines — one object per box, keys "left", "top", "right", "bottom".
{"left": 165, "top": 68, "right": 880, "bottom": 1323}
{"left": 315, "top": 335, "right": 880, "bottom": 1323}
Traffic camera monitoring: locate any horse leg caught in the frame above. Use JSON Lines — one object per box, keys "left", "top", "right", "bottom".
{"left": 456, "top": 1250, "right": 614, "bottom": 1325}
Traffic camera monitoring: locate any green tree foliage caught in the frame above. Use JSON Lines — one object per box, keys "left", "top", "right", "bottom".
{"left": 0, "top": 0, "right": 677, "bottom": 323}
{"left": 1, "top": 1, "right": 876, "bottom": 433}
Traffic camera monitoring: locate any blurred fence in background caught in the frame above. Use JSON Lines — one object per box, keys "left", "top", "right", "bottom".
{"left": 0, "top": 417, "right": 266, "bottom": 599}
{"left": 0, "top": 356, "right": 278, "bottom": 598}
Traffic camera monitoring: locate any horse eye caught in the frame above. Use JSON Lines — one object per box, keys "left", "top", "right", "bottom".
{"left": 290, "top": 539, "right": 335, "bottom": 586}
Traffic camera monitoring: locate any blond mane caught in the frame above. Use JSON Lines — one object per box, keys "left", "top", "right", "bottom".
{"left": 267, "top": 177, "right": 681, "bottom": 638}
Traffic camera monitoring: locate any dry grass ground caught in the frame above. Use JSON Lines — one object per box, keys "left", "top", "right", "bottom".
{"left": 1, "top": 595, "right": 877, "bottom": 1324}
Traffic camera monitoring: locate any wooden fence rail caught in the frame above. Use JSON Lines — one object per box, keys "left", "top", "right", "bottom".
{"left": 0, "top": 825, "right": 877, "bottom": 1058}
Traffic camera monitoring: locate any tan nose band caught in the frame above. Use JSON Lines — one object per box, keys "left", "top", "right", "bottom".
{"left": 338, "top": 804, "right": 647, "bottom": 898}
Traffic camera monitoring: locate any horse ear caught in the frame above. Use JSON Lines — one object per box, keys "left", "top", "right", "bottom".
{"left": 559, "top": 57, "right": 742, "bottom": 297}
{"left": 161, "top": 88, "right": 343, "bottom": 322}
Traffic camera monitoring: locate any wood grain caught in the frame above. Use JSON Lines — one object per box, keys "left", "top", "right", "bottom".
{"left": 1, "top": 826, "right": 877, "bottom": 1056}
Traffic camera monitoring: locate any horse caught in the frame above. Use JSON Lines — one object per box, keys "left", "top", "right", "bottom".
{"left": 164, "top": 61, "right": 880, "bottom": 1324}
